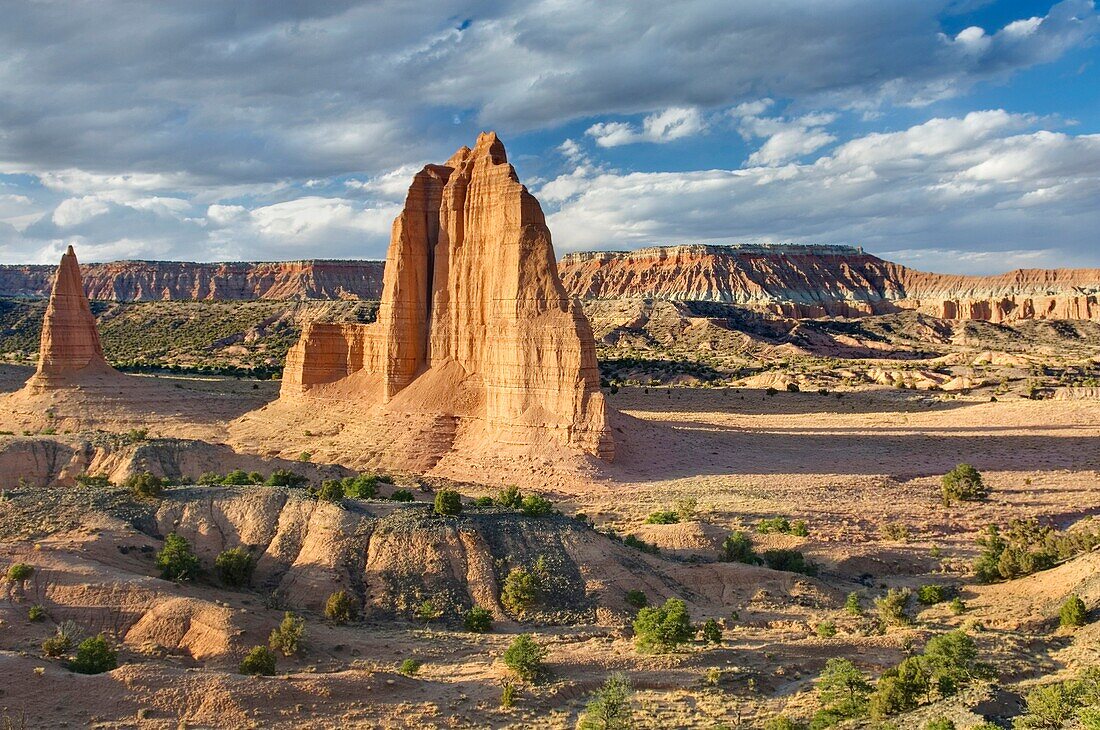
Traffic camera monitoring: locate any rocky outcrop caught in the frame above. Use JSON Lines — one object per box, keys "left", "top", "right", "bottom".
{"left": 25, "top": 246, "right": 118, "bottom": 389}
{"left": 558, "top": 244, "right": 1100, "bottom": 323}
{"left": 0, "top": 260, "right": 383, "bottom": 301}
{"left": 280, "top": 133, "right": 613, "bottom": 459}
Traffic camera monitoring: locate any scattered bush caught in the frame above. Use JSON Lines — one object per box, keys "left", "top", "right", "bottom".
{"left": 7, "top": 563, "right": 33, "bottom": 582}
{"left": 42, "top": 625, "right": 76, "bottom": 657}
{"left": 497, "top": 485, "right": 523, "bottom": 508}
{"left": 124, "top": 471, "right": 164, "bottom": 498}
{"left": 925, "top": 719, "right": 955, "bottom": 730}
{"left": 1013, "top": 667, "right": 1099, "bottom": 729}
{"left": 341, "top": 474, "right": 378, "bottom": 499}
{"left": 501, "top": 568, "right": 539, "bottom": 617}
{"left": 761, "top": 548, "right": 817, "bottom": 576}
{"left": 75, "top": 473, "right": 112, "bottom": 488}
{"left": 701, "top": 618, "right": 722, "bottom": 645}
{"left": 757, "top": 516, "right": 792, "bottom": 534}
{"left": 949, "top": 597, "right": 967, "bottom": 615}
{"left": 790, "top": 520, "right": 809, "bottom": 537}
{"left": 764, "top": 716, "right": 800, "bottom": 730}
{"left": 633, "top": 598, "right": 694, "bottom": 653}
{"left": 870, "top": 656, "right": 926, "bottom": 718}
{"left": 941, "top": 463, "right": 988, "bottom": 506}
{"left": 973, "top": 518, "right": 1099, "bottom": 583}
{"left": 70, "top": 634, "right": 117, "bottom": 674}
{"left": 268, "top": 612, "right": 305, "bottom": 656}
{"left": 433, "top": 489, "right": 462, "bottom": 516}
{"left": 880, "top": 522, "right": 911, "bottom": 542}
{"left": 265, "top": 469, "right": 308, "bottom": 488}
{"left": 324, "top": 590, "right": 357, "bottom": 624}
{"left": 816, "top": 620, "right": 837, "bottom": 638}
{"left": 399, "top": 658, "right": 421, "bottom": 675}
{"left": 1059, "top": 594, "right": 1088, "bottom": 628}
{"left": 578, "top": 673, "right": 634, "bottom": 730}
{"left": 27, "top": 604, "right": 45, "bottom": 622}
{"left": 221, "top": 469, "right": 251, "bottom": 485}
{"left": 500, "top": 681, "right": 517, "bottom": 708}
{"left": 917, "top": 584, "right": 949, "bottom": 605}
{"left": 464, "top": 606, "right": 493, "bottom": 633}
{"left": 297, "top": 451, "right": 312, "bottom": 463}
{"left": 317, "top": 479, "right": 344, "bottom": 502}
{"left": 814, "top": 657, "right": 871, "bottom": 725}
{"left": 623, "top": 534, "right": 659, "bottom": 554}
{"left": 721, "top": 531, "right": 758, "bottom": 564}
{"left": 625, "top": 590, "right": 648, "bottom": 609}
{"left": 875, "top": 588, "right": 913, "bottom": 627}
{"left": 675, "top": 497, "right": 698, "bottom": 522}
{"left": 845, "top": 592, "right": 863, "bottom": 616}
{"left": 502, "top": 634, "right": 546, "bottom": 682}
{"left": 473, "top": 496, "right": 495, "bottom": 507}
{"left": 415, "top": 599, "right": 443, "bottom": 623}
{"left": 239, "top": 645, "right": 276, "bottom": 676}
{"left": 870, "top": 630, "right": 988, "bottom": 718}
{"left": 390, "top": 489, "right": 414, "bottom": 502}
{"left": 155, "top": 533, "right": 200, "bottom": 581}
{"left": 214, "top": 547, "right": 254, "bottom": 588}
{"left": 520, "top": 493, "right": 554, "bottom": 517}
{"left": 644, "top": 509, "right": 679, "bottom": 525}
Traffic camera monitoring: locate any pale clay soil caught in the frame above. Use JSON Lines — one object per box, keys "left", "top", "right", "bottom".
{"left": 0, "top": 364, "right": 1097, "bottom": 728}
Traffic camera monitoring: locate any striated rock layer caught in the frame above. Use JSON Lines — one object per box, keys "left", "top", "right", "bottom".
{"left": 24, "top": 246, "right": 119, "bottom": 390}
{"left": 558, "top": 244, "right": 1100, "bottom": 323}
{"left": 279, "top": 132, "right": 613, "bottom": 460}
{"left": 0, "top": 259, "right": 384, "bottom": 301}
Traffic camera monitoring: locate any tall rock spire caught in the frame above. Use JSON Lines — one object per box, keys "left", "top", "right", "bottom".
{"left": 280, "top": 132, "right": 614, "bottom": 460}
{"left": 32, "top": 246, "right": 114, "bottom": 385}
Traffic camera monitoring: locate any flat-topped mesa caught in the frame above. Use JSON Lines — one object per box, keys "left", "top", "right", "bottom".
{"left": 28, "top": 246, "right": 117, "bottom": 388}
{"left": 282, "top": 132, "right": 614, "bottom": 460}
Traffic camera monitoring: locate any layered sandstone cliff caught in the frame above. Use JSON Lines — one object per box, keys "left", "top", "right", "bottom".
{"left": 24, "top": 246, "right": 119, "bottom": 390}
{"left": 280, "top": 133, "right": 613, "bottom": 459}
{"left": 0, "top": 260, "right": 383, "bottom": 301}
{"left": 558, "top": 244, "right": 1100, "bottom": 323}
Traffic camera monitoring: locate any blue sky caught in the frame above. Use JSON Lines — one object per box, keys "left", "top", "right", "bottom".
{"left": 0, "top": 0, "right": 1097, "bottom": 273}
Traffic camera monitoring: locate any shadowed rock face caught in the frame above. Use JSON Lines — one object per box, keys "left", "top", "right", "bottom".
{"left": 281, "top": 132, "right": 614, "bottom": 459}
{"left": 28, "top": 246, "right": 117, "bottom": 387}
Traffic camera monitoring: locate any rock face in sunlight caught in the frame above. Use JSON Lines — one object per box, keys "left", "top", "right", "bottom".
{"left": 24, "top": 245, "right": 118, "bottom": 390}
{"left": 280, "top": 132, "right": 614, "bottom": 460}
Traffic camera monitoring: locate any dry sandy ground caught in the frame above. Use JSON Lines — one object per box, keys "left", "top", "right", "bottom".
{"left": 0, "top": 366, "right": 1097, "bottom": 728}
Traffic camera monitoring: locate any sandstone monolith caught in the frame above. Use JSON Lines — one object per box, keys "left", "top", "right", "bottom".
{"left": 281, "top": 132, "right": 614, "bottom": 459}
{"left": 26, "top": 246, "right": 117, "bottom": 389}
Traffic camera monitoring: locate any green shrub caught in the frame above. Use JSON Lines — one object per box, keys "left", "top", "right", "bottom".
{"left": 1060, "top": 594, "right": 1088, "bottom": 628}
{"left": 214, "top": 547, "right": 254, "bottom": 588}
{"left": 924, "top": 719, "right": 955, "bottom": 730}
{"left": 644, "top": 510, "right": 679, "bottom": 525}
{"left": 266, "top": 469, "right": 307, "bottom": 488}
{"left": 764, "top": 717, "right": 800, "bottom": 730}
{"left": 875, "top": 588, "right": 913, "bottom": 626}
{"left": 502, "top": 634, "right": 546, "bottom": 682}
{"left": 70, "top": 634, "right": 117, "bottom": 674}
{"left": 761, "top": 548, "right": 817, "bottom": 576}
{"left": 317, "top": 479, "right": 344, "bottom": 502}
{"left": 790, "top": 520, "right": 809, "bottom": 537}
{"left": 415, "top": 600, "right": 442, "bottom": 623}
{"left": 7, "top": 562, "right": 33, "bottom": 581}
{"left": 941, "top": 463, "right": 988, "bottom": 506}
{"left": 815, "top": 658, "right": 871, "bottom": 723}
{"left": 578, "top": 673, "right": 634, "bottom": 730}
{"left": 757, "top": 516, "right": 792, "bottom": 534}
{"left": 917, "top": 584, "right": 948, "bottom": 605}
{"left": 324, "top": 589, "right": 357, "bottom": 624}
{"left": 816, "top": 620, "right": 837, "bottom": 638}
{"left": 971, "top": 518, "right": 1100, "bottom": 583}
{"left": 463, "top": 606, "right": 493, "bottom": 633}
{"left": 675, "top": 497, "right": 698, "bottom": 522}
{"left": 701, "top": 618, "right": 722, "bottom": 645}
{"left": 155, "top": 533, "right": 200, "bottom": 581}
{"left": 239, "top": 645, "right": 276, "bottom": 675}
{"left": 500, "top": 681, "right": 517, "bottom": 708}
{"left": 922, "top": 630, "right": 985, "bottom": 697}
{"left": 124, "top": 471, "right": 164, "bottom": 498}
{"left": 268, "top": 612, "right": 305, "bottom": 657}
{"left": 625, "top": 590, "right": 648, "bottom": 609}
{"left": 434, "top": 489, "right": 462, "bottom": 516}
{"left": 390, "top": 488, "right": 414, "bottom": 502}
{"left": 399, "top": 658, "right": 421, "bottom": 675}
{"left": 870, "top": 656, "right": 926, "bottom": 718}
{"left": 845, "top": 592, "right": 863, "bottom": 616}
{"left": 473, "top": 496, "right": 494, "bottom": 507}
{"left": 623, "top": 534, "right": 659, "bottom": 554}
{"left": 297, "top": 451, "right": 312, "bottom": 463}
{"left": 248, "top": 471, "right": 264, "bottom": 484}
{"left": 949, "top": 597, "right": 967, "bottom": 615}
{"left": 221, "top": 469, "right": 251, "bottom": 485}
{"left": 497, "top": 485, "right": 523, "bottom": 508}
{"left": 198, "top": 471, "right": 223, "bottom": 485}
{"left": 42, "top": 627, "right": 75, "bottom": 657}
{"left": 520, "top": 493, "right": 554, "bottom": 517}
{"left": 633, "top": 598, "right": 694, "bottom": 653}
{"left": 75, "top": 473, "right": 112, "bottom": 488}
{"left": 501, "top": 568, "right": 539, "bottom": 617}
{"left": 721, "top": 531, "right": 758, "bottom": 564}
{"left": 341, "top": 474, "right": 377, "bottom": 499}
{"left": 1013, "top": 667, "right": 1099, "bottom": 729}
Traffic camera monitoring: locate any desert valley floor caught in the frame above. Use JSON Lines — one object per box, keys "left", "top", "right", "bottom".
{"left": 0, "top": 361, "right": 1097, "bottom": 729}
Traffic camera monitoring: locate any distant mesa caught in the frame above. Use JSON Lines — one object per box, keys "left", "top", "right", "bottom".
{"left": 23, "top": 245, "right": 121, "bottom": 391}
{"left": 274, "top": 132, "right": 614, "bottom": 460}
